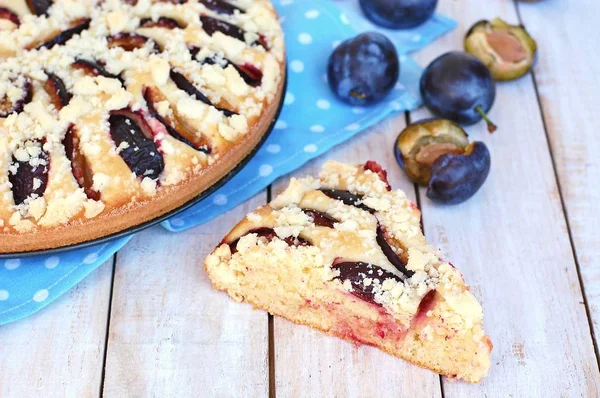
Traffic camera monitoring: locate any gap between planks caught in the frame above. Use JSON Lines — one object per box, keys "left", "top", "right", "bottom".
{"left": 513, "top": 0, "right": 600, "bottom": 369}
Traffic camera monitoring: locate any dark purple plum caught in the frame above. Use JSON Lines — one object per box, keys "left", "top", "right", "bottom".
{"left": 0, "top": 79, "right": 32, "bottom": 117}
{"left": 36, "top": 18, "right": 90, "bottom": 50}
{"left": 72, "top": 59, "right": 123, "bottom": 83}
{"left": 333, "top": 261, "right": 403, "bottom": 305}
{"left": 199, "top": 0, "right": 243, "bottom": 15}
{"left": 26, "top": 0, "right": 52, "bottom": 16}
{"left": 140, "top": 17, "right": 183, "bottom": 29}
{"left": 8, "top": 142, "right": 49, "bottom": 205}
{"left": 63, "top": 126, "right": 100, "bottom": 200}
{"left": 427, "top": 141, "right": 491, "bottom": 204}
{"left": 320, "top": 189, "right": 375, "bottom": 213}
{"left": 376, "top": 226, "right": 413, "bottom": 277}
{"left": 420, "top": 52, "right": 497, "bottom": 132}
{"left": 200, "top": 15, "right": 265, "bottom": 48}
{"left": 109, "top": 110, "right": 164, "bottom": 179}
{"left": 359, "top": 0, "right": 437, "bottom": 29}
{"left": 303, "top": 209, "right": 338, "bottom": 228}
{"left": 196, "top": 51, "right": 263, "bottom": 87}
{"left": 395, "top": 119, "right": 490, "bottom": 204}
{"left": 0, "top": 7, "right": 20, "bottom": 27}
{"left": 107, "top": 33, "right": 160, "bottom": 52}
{"left": 327, "top": 32, "right": 399, "bottom": 106}
{"left": 144, "top": 87, "right": 211, "bottom": 153}
{"left": 44, "top": 73, "right": 71, "bottom": 109}
{"left": 227, "top": 227, "right": 311, "bottom": 254}
{"left": 170, "top": 69, "right": 237, "bottom": 116}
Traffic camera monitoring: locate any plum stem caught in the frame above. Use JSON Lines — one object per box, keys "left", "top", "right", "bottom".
{"left": 475, "top": 106, "right": 497, "bottom": 133}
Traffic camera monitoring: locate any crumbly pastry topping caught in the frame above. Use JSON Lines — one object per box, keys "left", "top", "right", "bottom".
{"left": 207, "top": 161, "right": 484, "bottom": 330}
{"left": 0, "top": 0, "right": 284, "bottom": 233}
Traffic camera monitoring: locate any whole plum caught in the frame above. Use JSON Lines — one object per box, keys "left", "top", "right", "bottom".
{"left": 328, "top": 32, "right": 399, "bottom": 106}
{"left": 420, "top": 52, "right": 497, "bottom": 132}
{"left": 359, "top": 0, "right": 438, "bottom": 29}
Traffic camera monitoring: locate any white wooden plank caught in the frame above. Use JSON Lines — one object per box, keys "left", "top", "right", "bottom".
{"left": 102, "top": 197, "right": 269, "bottom": 398}
{"left": 410, "top": 0, "right": 600, "bottom": 395}
{"left": 0, "top": 260, "right": 113, "bottom": 398}
{"left": 272, "top": 115, "right": 442, "bottom": 397}
{"left": 518, "top": 0, "right": 600, "bottom": 351}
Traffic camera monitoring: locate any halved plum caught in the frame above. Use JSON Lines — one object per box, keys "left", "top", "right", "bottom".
{"left": 169, "top": 69, "right": 237, "bottom": 116}
{"left": 36, "top": 18, "right": 90, "bottom": 50}
{"left": 26, "top": 0, "right": 52, "bottom": 16}
{"left": 144, "top": 86, "right": 212, "bottom": 153}
{"left": 0, "top": 79, "right": 33, "bottom": 118}
{"left": 395, "top": 119, "right": 491, "bottom": 204}
{"left": 107, "top": 33, "right": 160, "bottom": 53}
{"left": 199, "top": 0, "right": 244, "bottom": 15}
{"left": 465, "top": 18, "right": 537, "bottom": 81}
{"left": 63, "top": 126, "right": 100, "bottom": 200}
{"left": 364, "top": 160, "right": 391, "bottom": 191}
{"left": 139, "top": 17, "right": 184, "bottom": 29}
{"left": 72, "top": 59, "right": 123, "bottom": 83}
{"left": 200, "top": 15, "right": 266, "bottom": 49}
{"left": 109, "top": 109, "right": 164, "bottom": 179}
{"left": 8, "top": 141, "right": 50, "bottom": 205}
{"left": 0, "top": 7, "right": 20, "bottom": 28}
{"left": 44, "top": 73, "right": 72, "bottom": 110}
{"left": 333, "top": 260, "right": 403, "bottom": 306}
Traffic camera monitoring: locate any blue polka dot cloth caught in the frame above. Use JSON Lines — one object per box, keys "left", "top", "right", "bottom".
{"left": 0, "top": 0, "right": 455, "bottom": 325}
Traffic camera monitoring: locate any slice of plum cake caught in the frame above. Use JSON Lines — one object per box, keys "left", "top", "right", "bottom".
{"left": 204, "top": 161, "right": 492, "bottom": 383}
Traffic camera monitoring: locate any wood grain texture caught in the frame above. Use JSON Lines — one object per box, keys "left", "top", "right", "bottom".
{"left": 0, "top": 260, "right": 113, "bottom": 398}
{"left": 411, "top": 0, "right": 600, "bottom": 395}
{"left": 101, "top": 196, "right": 269, "bottom": 398}
{"left": 271, "top": 115, "right": 442, "bottom": 398}
{"left": 517, "top": 0, "right": 600, "bottom": 350}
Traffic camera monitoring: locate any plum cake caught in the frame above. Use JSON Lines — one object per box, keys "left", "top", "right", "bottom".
{"left": 205, "top": 161, "right": 492, "bottom": 383}
{"left": 0, "top": 0, "right": 285, "bottom": 253}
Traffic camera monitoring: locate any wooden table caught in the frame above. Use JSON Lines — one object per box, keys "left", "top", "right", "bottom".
{"left": 2, "top": 0, "right": 599, "bottom": 396}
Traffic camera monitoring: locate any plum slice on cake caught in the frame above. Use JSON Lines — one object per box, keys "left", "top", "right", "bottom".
{"left": 204, "top": 161, "right": 492, "bottom": 383}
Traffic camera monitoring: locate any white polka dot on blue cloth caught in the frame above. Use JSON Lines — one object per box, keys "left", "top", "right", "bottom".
{"left": 332, "top": 40, "right": 342, "bottom": 49}
{"left": 322, "top": 73, "right": 328, "bottom": 83}
{"left": 305, "top": 10, "right": 319, "bottom": 19}
{"left": 275, "top": 120, "right": 288, "bottom": 130}
{"left": 213, "top": 194, "right": 228, "bottom": 206}
{"left": 340, "top": 13, "right": 350, "bottom": 25}
{"left": 412, "top": 34, "right": 422, "bottom": 42}
{"left": 298, "top": 33, "right": 312, "bottom": 45}
{"left": 284, "top": 92, "right": 295, "bottom": 105}
{"left": 352, "top": 107, "right": 365, "bottom": 114}
{"left": 4, "top": 259, "right": 20, "bottom": 270}
{"left": 290, "top": 60, "right": 304, "bottom": 73}
{"left": 316, "top": 99, "right": 331, "bottom": 110}
{"left": 280, "top": 0, "right": 293, "bottom": 5}
{"left": 170, "top": 218, "right": 185, "bottom": 227}
{"left": 0, "top": 290, "right": 8, "bottom": 301}
{"left": 304, "top": 144, "right": 318, "bottom": 153}
{"left": 266, "top": 144, "right": 281, "bottom": 153}
{"left": 346, "top": 123, "right": 360, "bottom": 131}
{"left": 395, "top": 82, "right": 405, "bottom": 90}
{"left": 389, "top": 101, "right": 403, "bottom": 111}
{"left": 259, "top": 164, "right": 273, "bottom": 177}
{"left": 33, "top": 289, "right": 49, "bottom": 302}
{"left": 83, "top": 252, "right": 98, "bottom": 264}
{"left": 44, "top": 256, "right": 60, "bottom": 269}
{"left": 310, "top": 125, "right": 325, "bottom": 133}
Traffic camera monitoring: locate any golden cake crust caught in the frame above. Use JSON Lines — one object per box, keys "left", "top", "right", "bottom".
{"left": 0, "top": 0, "right": 285, "bottom": 254}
